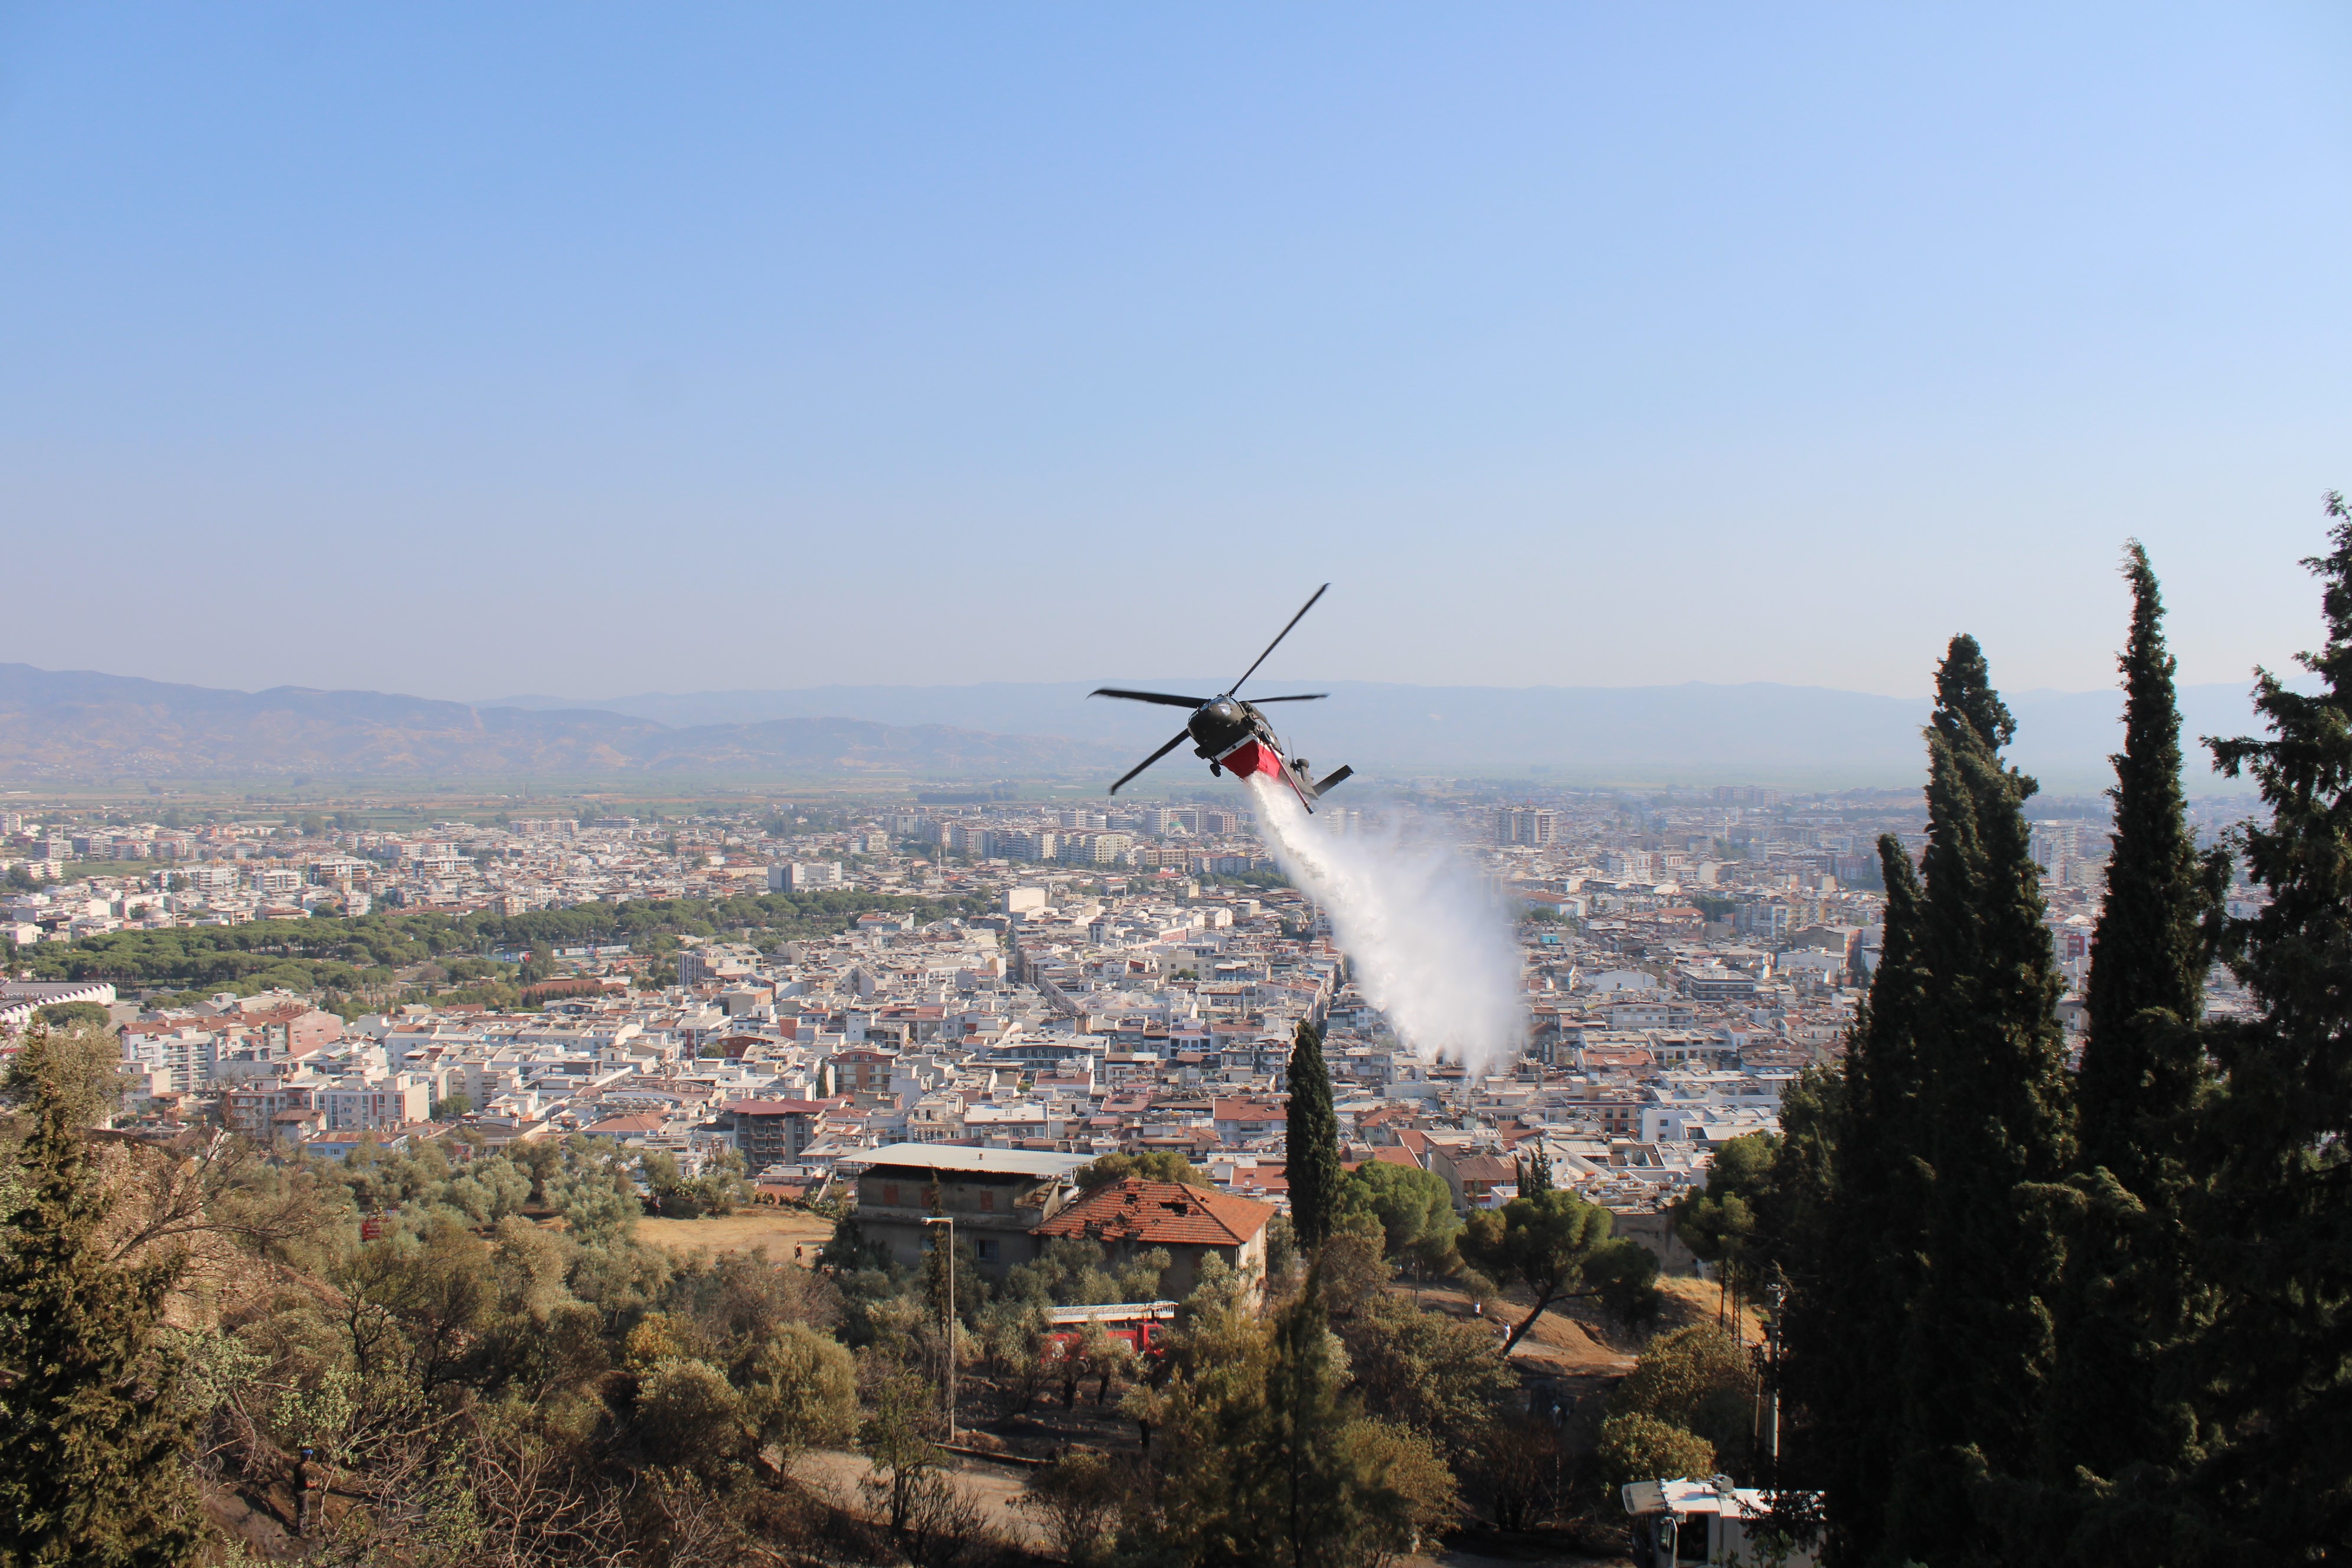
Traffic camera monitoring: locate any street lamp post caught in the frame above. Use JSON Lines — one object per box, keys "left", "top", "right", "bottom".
{"left": 922, "top": 1216, "right": 956, "bottom": 1442}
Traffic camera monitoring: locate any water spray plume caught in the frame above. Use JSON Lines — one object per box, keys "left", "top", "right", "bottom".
{"left": 1242, "top": 775, "right": 1523, "bottom": 1078}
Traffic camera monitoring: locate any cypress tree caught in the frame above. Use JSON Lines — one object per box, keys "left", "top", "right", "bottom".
{"left": 2198, "top": 493, "right": 2352, "bottom": 1555}
{"left": 2077, "top": 541, "right": 2223, "bottom": 1186}
{"left": 1884, "top": 636, "right": 2073, "bottom": 1567}
{"left": 1779, "top": 834, "right": 1933, "bottom": 1564}
{"left": 1286, "top": 1020, "right": 1342, "bottom": 1250}
{"left": 2032, "top": 543, "right": 2225, "bottom": 1521}
{"left": 0, "top": 1027, "right": 201, "bottom": 1568}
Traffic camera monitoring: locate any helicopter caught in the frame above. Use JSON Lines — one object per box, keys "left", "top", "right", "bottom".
{"left": 1090, "top": 583, "right": 1354, "bottom": 811}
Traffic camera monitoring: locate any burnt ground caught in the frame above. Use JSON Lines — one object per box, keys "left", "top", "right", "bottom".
{"left": 952, "top": 1373, "right": 1152, "bottom": 1461}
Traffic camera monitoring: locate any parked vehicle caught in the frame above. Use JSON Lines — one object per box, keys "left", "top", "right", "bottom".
{"left": 1621, "top": 1477, "right": 1819, "bottom": 1567}
{"left": 1044, "top": 1299, "right": 1179, "bottom": 1360}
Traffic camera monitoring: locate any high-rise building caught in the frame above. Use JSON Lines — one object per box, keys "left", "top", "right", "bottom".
{"left": 1497, "top": 807, "right": 1557, "bottom": 845}
{"left": 995, "top": 829, "right": 1059, "bottom": 862}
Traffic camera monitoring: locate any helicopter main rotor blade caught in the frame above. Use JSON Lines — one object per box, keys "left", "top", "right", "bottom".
{"left": 1109, "top": 730, "right": 1194, "bottom": 794}
{"left": 1090, "top": 688, "right": 1210, "bottom": 709}
{"left": 1250, "top": 694, "right": 1328, "bottom": 703}
{"left": 1227, "top": 583, "right": 1328, "bottom": 697}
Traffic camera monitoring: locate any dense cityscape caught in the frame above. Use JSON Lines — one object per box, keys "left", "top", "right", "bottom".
{"left": 6, "top": 782, "right": 2242, "bottom": 1193}
{"left": 7, "top": 8, "right": 2348, "bottom": 1566}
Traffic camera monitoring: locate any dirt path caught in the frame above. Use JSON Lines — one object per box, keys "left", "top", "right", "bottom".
{"left": 793, "top": 1448, "right": 1046, "bottom": 1551}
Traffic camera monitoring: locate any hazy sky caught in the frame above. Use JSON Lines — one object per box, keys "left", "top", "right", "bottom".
{"left": 4, "top": 5, "right": 2348, "bottom": 704}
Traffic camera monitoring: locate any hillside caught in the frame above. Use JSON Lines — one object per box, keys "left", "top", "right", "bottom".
{"left": 5, "top": 659, "right": 2279, "bottom": 788}
{"left": 0, "top": 664, "right": 1121, "bottom": 780}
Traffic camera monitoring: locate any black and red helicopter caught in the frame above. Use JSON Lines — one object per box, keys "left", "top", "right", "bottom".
{"left": 1090, "top": 584, "right": 1353, "bottom": 811}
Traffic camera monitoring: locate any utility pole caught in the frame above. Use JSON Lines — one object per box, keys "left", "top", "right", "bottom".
{"left": 923, "top": 1215, "right": 956, "bottom": 1442}
{"left": 1750, "top": 1275, "right": 1786, "bottom": 1493}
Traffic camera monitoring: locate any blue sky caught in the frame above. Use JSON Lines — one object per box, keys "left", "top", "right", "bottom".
{"left": 3, "top": 4, "right": 2348, "bottom": 703}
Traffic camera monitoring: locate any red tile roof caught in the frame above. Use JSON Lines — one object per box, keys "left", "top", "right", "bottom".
{"left": 1032, "top": 1177, "right": 1274, "bottom": 1248}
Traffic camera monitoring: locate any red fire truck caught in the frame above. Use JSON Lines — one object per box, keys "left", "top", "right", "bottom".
{"left": 1043, "top": 1301, "right": 1180, "bottom": 1360}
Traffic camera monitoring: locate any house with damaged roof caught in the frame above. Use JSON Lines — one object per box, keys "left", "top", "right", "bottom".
{"left": 1032, "top": 1177, "right": 1275, "bottom": 1302}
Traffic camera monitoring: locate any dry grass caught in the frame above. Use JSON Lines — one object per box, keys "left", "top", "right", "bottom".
{"left": 633, "top": 1207, "right": 834, "bottom": 1260}
{"left": 1652, "top": 1276, "right": 1765, "bottom": 1345}
{"left": 1396, "top": 1281, "right": 1637, "bottom": 1376}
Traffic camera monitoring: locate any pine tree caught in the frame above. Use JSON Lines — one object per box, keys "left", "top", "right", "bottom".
{"left": 2198, "top": 492, "right": 2352, "bottom": 1555}
{"left": 1778, "top": 834, "right": 1933, "bottom": 1564}
{"left": 1884, "top": 636, "right": 2075, "bottom": 1567}
{"left": 1286, "top": 1020, "right": 1342, "bottom": 1250}
{"left": 2033, "top": 543, "right": 2224, "bottom": 1521}
{"left": 0, "top": 1027, "right": 202, "bottom": 1568}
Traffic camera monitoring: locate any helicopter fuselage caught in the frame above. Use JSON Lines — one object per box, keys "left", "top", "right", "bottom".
{"left": 1188, "top": 699, "right": 1307, "bottom": 793}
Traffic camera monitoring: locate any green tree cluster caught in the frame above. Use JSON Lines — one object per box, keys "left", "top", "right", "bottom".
{"left": 1075, "top": 1148, "right": 1211, "bottom": 1192}
{"left": 0, "top": 1023, "right": 871, "bottom": 1568}
{"left": 1125, "top": 1266, "right": 1458, "bottom": 1566}
{"left": 1336, "top": 1158, "right": 1461, "bottom": 1273}
{"left": 642, "top": 1147, "right": 749, "bottom": 1219}
{"left": 1747, "top": 517, "right": 2352, "bottom": 1566}
{"left": 20, "top": 887, "right": 970, "bottom": 1002}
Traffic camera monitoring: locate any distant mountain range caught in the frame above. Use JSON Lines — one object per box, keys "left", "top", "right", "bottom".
{"left": 0, "top": 662, "right": 2276, "bottom": 789}
{"left": 484, "top": 676, "right": 2280, "bottom": 792}
{"left": 0, "top": 665, "right": 1123, "bottom": 782}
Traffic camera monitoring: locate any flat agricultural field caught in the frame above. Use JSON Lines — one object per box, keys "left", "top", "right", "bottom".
{"left": 634, "top": 1208, "right": 834, "bottom": 1260}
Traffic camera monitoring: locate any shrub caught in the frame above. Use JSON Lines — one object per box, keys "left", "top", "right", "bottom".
{"left": 1019, "top": 1450, "right": 1123, "bottom": 1565}
{"left": 1608, "top": 1324, "right": 1757, "bottom": 1474}
{"left": 1596, "top": 1412, "right": 1716, "bottom": 1492}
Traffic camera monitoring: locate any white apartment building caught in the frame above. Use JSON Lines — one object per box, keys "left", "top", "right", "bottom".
{"left": 769, "top": 861, "right": 844, "bottom": 893}
{"left": 120, "top": 1026, "right": 220, "bottom": 1095}
{"left": 316, "top": 1073, "right": 434, "bottom": 1131}
{"left": 995, "top": 830, "right": 1058, "bottom": 862}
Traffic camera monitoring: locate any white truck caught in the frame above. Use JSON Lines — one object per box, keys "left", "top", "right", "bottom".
{"left": 1621, "top": 1477, "right": 1820, "bottom": 1567}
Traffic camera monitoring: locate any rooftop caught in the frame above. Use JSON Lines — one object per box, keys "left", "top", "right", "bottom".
{"left": 1034, "top": 1177, "right": 1274, "bottom": 1247}
{"left": 857, "top": 1142, "right": 1093, "bottom": 1179}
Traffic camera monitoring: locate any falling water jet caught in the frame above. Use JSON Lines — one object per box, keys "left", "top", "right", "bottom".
{"left": 1241, "top": 775, "right": 1523, "bottom": 1079}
